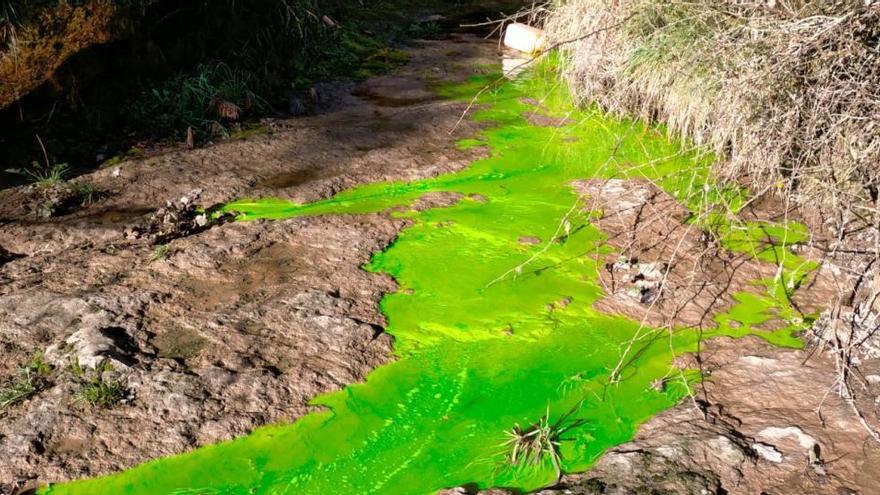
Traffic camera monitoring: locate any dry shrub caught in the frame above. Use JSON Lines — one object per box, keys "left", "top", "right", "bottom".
{"left": 547, "top": 0, "right": 880, "bottom": 209}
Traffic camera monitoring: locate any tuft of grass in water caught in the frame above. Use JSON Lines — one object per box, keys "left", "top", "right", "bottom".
{"left": 0, "top": 353, "right": 53, "bottom": 411}
{"left": 76, "top": 373, "right": 125, "bottom": 408}
{"left": 503, "top": 403, "right": 586, "bottom": 484}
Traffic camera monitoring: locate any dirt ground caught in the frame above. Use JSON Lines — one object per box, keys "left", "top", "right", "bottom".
{"left": 555, "top": 179, "right": 880, "bottom": 495}
{"left": 0, "top": 33, "right": 497, "bottom": 493}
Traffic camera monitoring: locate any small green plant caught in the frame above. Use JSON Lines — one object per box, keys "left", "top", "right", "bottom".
{"left": 76, "top": 373, "right": 126, "bottom": 408}
{"left": 400, "top": 21, "right": 441, "bottom": 40}
{"left": 0, "top": 353, "right": 53, "bottom": 411}
{"left": 5, "top": 135, "right": 70, "bottom": 187}
{"left": 71, "top": 181, "right": 101, "bottom": 206}
{"left": 7, "top": 160, "right": 70, "bottom": 187}
{"left": 100, "top": 147, "right": 144, "bottom": 168}
{"left": 150, "top": 244, "right": 170, "bottom": 262}
{"left": 68, "top": 357, "right": 85, "bottom": 378}
{"left": 503, "top": 403, "right": 586, "bottom": 483}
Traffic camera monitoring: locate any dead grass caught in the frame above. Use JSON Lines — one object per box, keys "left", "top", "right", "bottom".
{"left": 547, "top": 0, "right": 880, "bottom": 210}
{"left": 503, "top": 403, "right": 586, "bottom": 484}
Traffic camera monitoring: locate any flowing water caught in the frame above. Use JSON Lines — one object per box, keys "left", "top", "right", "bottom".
{"left": 42, "top": 58, "right": 815, "bottom": 495}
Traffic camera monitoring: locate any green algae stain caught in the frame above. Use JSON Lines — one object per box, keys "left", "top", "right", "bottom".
{"left": 43, "top": 62, "right": 817, "bottom": 495}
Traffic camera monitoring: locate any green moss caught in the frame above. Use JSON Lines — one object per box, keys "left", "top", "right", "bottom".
{"left": 228, "top": 123, "right": 272, "bottom": 141}
{"left": 43, "top": 59, "right": 816, "bottom": 495}
{"left": 101, "top": 147, "right": 145, "bottom": 168}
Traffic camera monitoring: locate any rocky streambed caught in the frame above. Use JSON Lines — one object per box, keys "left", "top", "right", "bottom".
{"left": 1, "top": 25, "right": 879, "bottom": 495}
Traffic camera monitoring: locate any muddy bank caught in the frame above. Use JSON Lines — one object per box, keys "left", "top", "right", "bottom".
{"left": 0, "top": 34, "right": 496, "bottom": 493}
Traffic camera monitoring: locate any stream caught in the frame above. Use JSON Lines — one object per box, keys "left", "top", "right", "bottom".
{"left": 40, "top": 51, "right": 814, "bottom": 495}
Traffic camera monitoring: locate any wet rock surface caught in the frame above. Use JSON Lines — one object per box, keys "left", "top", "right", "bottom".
{"left": 575, "top": 179, "right": 836, "bottom": 329}
{"left": 0, "top": 33, "right": 497, "bottom": 491}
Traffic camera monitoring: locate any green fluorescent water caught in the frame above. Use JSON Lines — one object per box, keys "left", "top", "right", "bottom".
{"left": 44, "top": 61, "right": 816, "bottom": 495}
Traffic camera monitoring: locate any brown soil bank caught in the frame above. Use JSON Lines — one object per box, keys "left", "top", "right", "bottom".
{"left": 0, "top": 34, "right": 497, "bottom": 493}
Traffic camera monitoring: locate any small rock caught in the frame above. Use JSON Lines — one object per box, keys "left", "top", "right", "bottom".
{"left": 289, "top": 97, "right": 307, "bottom": 116}
{"left": 751, "top": 442, "right": 783, "bottom": 463}
{"left": 46, "top": 325, "right": 134, "bottom": 370}
{"left": 134, "top": 189, "right": 229, "bottom": 245}
{"left": 418, "top": 14, "right": 445, "bottom": 23}
{"left": 707, "top": 435, "right": 748, "bottom": 466}
{"left": 637, "top": 262, "right": 666, "bottom": 280}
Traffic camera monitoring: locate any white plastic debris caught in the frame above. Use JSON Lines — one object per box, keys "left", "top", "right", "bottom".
{"left": 751, "top": 442, "right": 784, "bottom": 463}
{"left": 503, "top": 23, "right": 547, "bottom": 54}
{"left": 757, "top": 426, "right": 817, "bottom": 450}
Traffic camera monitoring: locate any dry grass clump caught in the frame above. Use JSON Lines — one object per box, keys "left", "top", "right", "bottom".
{"left": 503, "top": 403, "right": 586, "bottom": 484}
{"left": 547, "top": 0, "right": 880, "bottom": 209}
